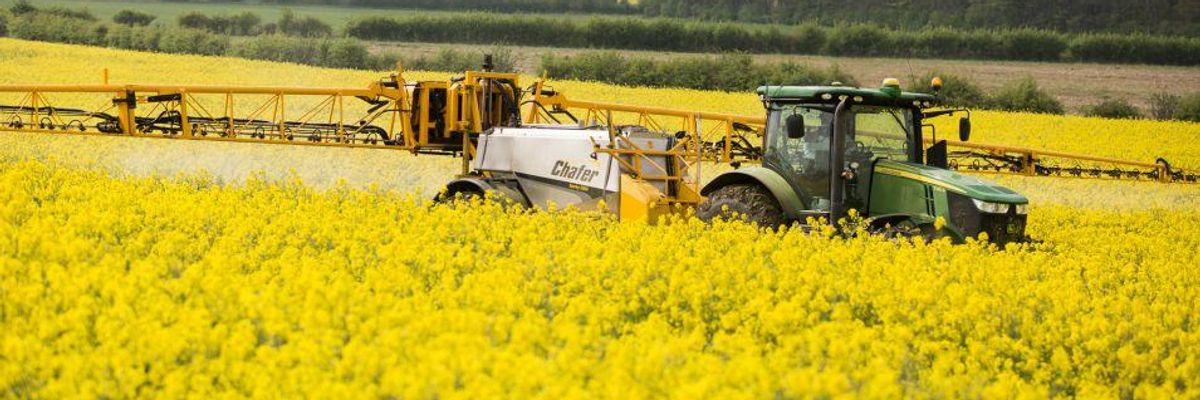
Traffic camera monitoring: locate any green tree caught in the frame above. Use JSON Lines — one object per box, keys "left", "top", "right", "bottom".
{"left": 988, "top": 77, "right": 1064, "bottom": 114}
{"left": 113, "top": 9, "right": 155, "bottom": 26}
{"left": 1175, "top": 94, "right": 1200, "bottom": 122}
{"left": 279, "top": 9, "right": 331, "bottom": 37}
{"left": 1084, "top": 99, "right": 1142, "bottom": 120}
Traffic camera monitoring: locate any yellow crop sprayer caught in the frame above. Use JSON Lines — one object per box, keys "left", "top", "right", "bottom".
{"left": 0, "top": 59, "right": 1195, "bottom": 244}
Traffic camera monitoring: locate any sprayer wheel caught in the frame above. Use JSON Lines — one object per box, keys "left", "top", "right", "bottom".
{"left": 696, "top": 184, "right": 785, "bottom": 229}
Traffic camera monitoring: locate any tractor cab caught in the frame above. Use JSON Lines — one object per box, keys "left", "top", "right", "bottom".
{"left": 698, "top": 79, "right": 1030, "bottom": 244}
{"left": 762, "top": 86, "right": 924, "bottom": 216}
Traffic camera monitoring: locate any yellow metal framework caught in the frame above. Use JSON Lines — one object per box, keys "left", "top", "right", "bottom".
{"left": 593, "top": 118, "right": 706, "bottom": 217}
{"left": 0, "top": 82, "right": 407, "bottom": 147}
{"left": 934, "top": 139, "right": 1196, "bottom": 183}
{"left": 523, "top": 77, "right": 766, "bottom": 163}
{"left": 0, "top": 68, "right": 1195, "bottom": 184}
{"left": 0, "top": 66, "right": 523, "bottom": 158}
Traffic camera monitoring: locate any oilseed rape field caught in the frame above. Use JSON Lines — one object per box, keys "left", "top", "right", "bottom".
{"left": 2, "top": 39, "right": 1200, "bottom": 398}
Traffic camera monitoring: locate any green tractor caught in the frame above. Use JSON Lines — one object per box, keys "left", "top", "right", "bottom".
{"left": 697, "top": 78, "right": 1029, "bottom": 244}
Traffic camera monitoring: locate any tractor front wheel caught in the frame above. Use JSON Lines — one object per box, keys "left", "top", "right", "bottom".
{"left": 874, "top": 219, "right": 947, "bottom": 243}
{"left": 697, "top": 184, "right": 786, "bottom": 229}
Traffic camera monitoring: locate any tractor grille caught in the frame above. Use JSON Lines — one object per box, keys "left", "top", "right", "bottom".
{"left": 947, "top": 193, "right": 980, "bottom": 235}
{"left": 947, "top": 192, "right": 1027, "bottom": 245}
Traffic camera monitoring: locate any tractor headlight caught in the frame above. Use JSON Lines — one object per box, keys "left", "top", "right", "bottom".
{"left": 1014, "top": 204, "right": 1028, "bottom": 215}
{"left": 972, "top": 199, "right": 1010, "bottom": 214}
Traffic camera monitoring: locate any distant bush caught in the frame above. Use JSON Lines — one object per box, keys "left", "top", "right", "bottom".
{"left": 542, "top": 52, "right": 629, "bottom": 83}
{"left": 231, "top": 34, "right": 325, "bottom": 65}
{"left": 230, "top": 35, "right": 372, "bottom": 69}
{"left": 158, "top": 28, "right": 229, "bottom": 56}
{"left": 900, "top": 28, "right": 974, "bottom": 59}
{"left": 486, "top": 46, "right": 517, "bottom": 72}
{"left": 320, "top": 38, "right": 371, "bottom": 68}
{"left": 823, "top": 24, "right": 892, "bottom": 56}
{"left": 9, "top": 12, "right": 105, "bottom": 45}
{"left": 1175, "top": 94, "right": 1200, "bottom": 123}
{"left": 105, "top": 24, "right": 163, "bottom": 51}
{"left": 1149, "top": 93, "right": 1180, "bottom": 120}
{"left": 347, "top": 14, "right": 577, "bottom": 49}
{"left": 8, "top": 0, "right": 34, "bottom": 15}
{"left": 177, "top": 12, "right": 209, "bottom": 30}
{"left": 988, "top": 77, "right": 1064, "bottom": 114}
{"left": 228, "top": 13, "right": 264, "bottom": 35}
{"left": 378, "top": 46, "right": 516, "bottom": 73}
{"left": 1069, "top": 34, "right": 1200, "bottom": 66}
{"left": 112, "top": 9, "right": 155, "bottom": 26}
{"left": 344, "top": 16, "right": 397, "bottom": 39}
{"left": 109, "top": 26, "right": 212, "bottom": 56}
{"left": 788, "top": 23, "right": 826, "bottom": 54}
{"left": 5, "top": 2, "right": 104, "bottom": 44}
{"left": 0, "top": 11, "right": 8, "bottom": 37}
{"left": 916, "top": 74, "right": 1145, "bottom": 117}
{"left": 996, "top": 29, "right": 1067, "bottom": 61}
{"left": 904, "top": 72, "right": 987, "bottom": 108}
{"left": 1084, "top": 99, "right": 1142, "bottom": 119}
{"left": 178, "top": 11, "right": 261, "bottom": 36}
{"left": 37, "top": 5, "right": 95, "bottom": 21}
{"left": 542, "top": 53, "right": 855, "bottom": 92}
{"left": 7, "top": 0, "right": 95, "bottom": 21}
{"left": 278, "top": 9, "right": 331, "bottom": 38}
{"left": 821, "top": 65, "right": 857, "bottom": 87}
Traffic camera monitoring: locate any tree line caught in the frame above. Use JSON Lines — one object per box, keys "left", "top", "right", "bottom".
{"left": 176, "top": 9, "right": 332, "bottom": 37}
{"left": 213, "top": 0, "right": 635, "bottom": 14}
{"left": 638, "top": 0, "right": 1199, "bottom": 36}
{"left": 345, "top": 14, "right": 1200, "bottom": 66}
{"left": 115, "top": 0, "right": 1198, "bottom": 36}
{"left": 542, "top": 53, "right": 857, "bottom": 93}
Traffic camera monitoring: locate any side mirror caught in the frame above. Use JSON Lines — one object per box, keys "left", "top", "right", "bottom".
{"left": 786, "top": 114, "right": 805, "bottom": 139}
{"left": 958, "top": 117, "right": 971, "bottom": 142}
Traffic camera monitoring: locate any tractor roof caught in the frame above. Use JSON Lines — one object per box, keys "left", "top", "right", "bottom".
{"left": 756, "top": 85, "right": 938, "bottom": 107}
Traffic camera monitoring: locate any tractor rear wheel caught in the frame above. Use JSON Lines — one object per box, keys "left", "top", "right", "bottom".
{"left": 697, "top": 184, "right": 786, "bottom": 229}
{"left": 434, "top": 186, "right": 483, "bottom": 203}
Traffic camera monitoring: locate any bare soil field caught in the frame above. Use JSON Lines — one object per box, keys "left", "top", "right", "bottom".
{"left": 374, "top": 42, "right": 1200, "bottom": 113}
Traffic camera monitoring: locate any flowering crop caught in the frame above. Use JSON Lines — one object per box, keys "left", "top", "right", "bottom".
{"left": 1, "top": 38, "right": 1200, "bottom": 398}
{"left": 2, "top": 160, "right": 1199, "bottom": 398}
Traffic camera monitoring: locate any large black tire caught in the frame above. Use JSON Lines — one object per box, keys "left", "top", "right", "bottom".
{"left": 433, "top": 186, "right": 483, "bottom": 204}
{"left": 434, "top": 181, "right": 528, "bottom": 209}
{"left": 696, "top": 184, "right": 786, "bottom": 229}
{"left": 873, "top": 219, "right": 946, "bottom": 243}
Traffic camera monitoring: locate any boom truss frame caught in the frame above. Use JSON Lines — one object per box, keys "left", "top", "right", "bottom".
{"left": 0, "top": 68, "right": 1195, "bottom": 184}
